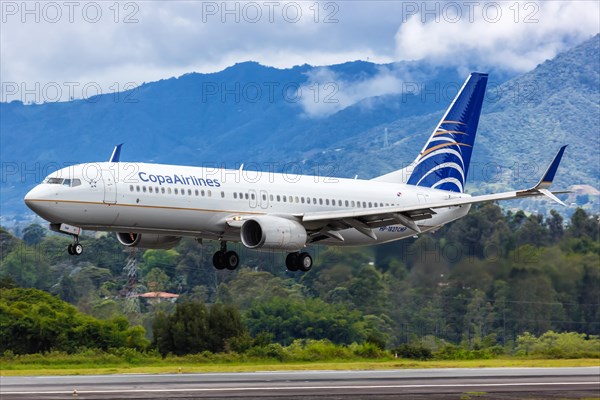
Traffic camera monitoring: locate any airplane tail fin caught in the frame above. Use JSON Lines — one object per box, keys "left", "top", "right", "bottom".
{"left": 373, "top": 73, "right": 488, "bottom": 193}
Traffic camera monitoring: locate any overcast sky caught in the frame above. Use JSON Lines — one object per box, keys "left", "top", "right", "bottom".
{"left": 1, "top": 1, "right": 598, "bottom": 103}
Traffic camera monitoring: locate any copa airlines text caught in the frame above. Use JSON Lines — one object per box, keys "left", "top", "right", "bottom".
{"left": 24, "top": 73, "right": 568, "bottom": 272}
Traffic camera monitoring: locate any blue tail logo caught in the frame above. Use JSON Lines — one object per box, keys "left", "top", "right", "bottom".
{"left": 406, "top": 73, "right": 488, "bottom": 193}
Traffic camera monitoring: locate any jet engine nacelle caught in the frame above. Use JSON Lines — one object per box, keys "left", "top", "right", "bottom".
{"left": 240, "top": 216, "right": 307, "bottom": 251}
{"left": 116, "top": 232, "right": 181, "bottom": 249}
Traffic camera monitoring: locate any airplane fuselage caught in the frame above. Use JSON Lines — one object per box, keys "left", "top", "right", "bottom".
{"left": 25, "top": 161, "right": 471, "bottom": 247}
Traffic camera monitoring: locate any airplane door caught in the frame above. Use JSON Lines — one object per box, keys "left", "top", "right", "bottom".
{"left": 102, "top": 169, "right": 117, "bottom": 204}
{"left": 249, "top": 189, "right": 257, "bottom": 208}
{"left": 259, "top": 190, "right": 269, "bottom": 209}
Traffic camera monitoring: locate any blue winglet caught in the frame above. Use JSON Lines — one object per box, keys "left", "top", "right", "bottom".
{"left": 535, "top": 145, "right": 567, "bottom": 189}
{"left": 109, "top": 143, "right": 123, "bottom": 162}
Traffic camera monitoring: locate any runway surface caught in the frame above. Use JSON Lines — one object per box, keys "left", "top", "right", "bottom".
{"left": 2, "top": 367, "right": 599, "bottom": 399}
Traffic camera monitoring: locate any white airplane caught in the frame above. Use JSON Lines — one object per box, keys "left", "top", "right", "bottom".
{"left": 24, "top": 73, "right": 567, "bottom": 272}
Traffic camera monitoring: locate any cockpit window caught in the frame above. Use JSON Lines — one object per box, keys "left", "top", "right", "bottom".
{"left": 44, "top": 177, "right": 82, "bottom": 187}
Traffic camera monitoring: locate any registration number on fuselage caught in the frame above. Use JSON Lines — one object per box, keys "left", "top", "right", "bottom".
{"left": 379, "top": 226, "right": 408, "bottom": 233}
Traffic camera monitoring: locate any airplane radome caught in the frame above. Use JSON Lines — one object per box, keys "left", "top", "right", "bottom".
{"left": 24, "top": 73, "right": 568, "bottom": 272}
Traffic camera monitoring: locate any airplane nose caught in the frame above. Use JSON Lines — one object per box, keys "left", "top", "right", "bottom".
{"left": 24, "top": 185, "right": 43, "bottom": 211}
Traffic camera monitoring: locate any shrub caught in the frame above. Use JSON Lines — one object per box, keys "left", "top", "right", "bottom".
{"left": 392, "top": 343, "right": 433, "bottom": 360}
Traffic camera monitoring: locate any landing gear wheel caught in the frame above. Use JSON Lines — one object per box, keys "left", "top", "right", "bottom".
{"left": 224, "top": 251, "right": 239, "bottom": 270}
{"left": 67, "top": 242, "right": 83, "bottom": 256}
{"left": 213, "top": 251, "right": 226, "bottom": 270}
{"left": 73, "top": 243, "right": 83, "bottom": 256}
{"left": 286, "top": 252, "right": 299, "bottom": 272}
{"left": 213, "top": 242, "right": 240, "bottom": 270}
{"left": 298, "top": 252, "right": 312, "bottom": 272}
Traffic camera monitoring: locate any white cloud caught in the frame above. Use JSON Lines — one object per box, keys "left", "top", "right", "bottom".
{"left": 395, "top": 1, "right": 600, "bottom": 72}
{"left": 298, "top": 66, "right": 412, "bottom": 118}
{"left": 0, "top": 1, "right": 597, "bottom": 103}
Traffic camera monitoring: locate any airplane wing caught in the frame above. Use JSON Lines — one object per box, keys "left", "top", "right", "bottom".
{"left": 300, "top": 146, "right": 569, "bottom": 241}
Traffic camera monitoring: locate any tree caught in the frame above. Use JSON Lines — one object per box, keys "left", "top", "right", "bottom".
{"left": 0, "top": 288, "right": 148, "bottom": 354}
{"left": 207, "top": 304, "right": 245, "bottom": 352}
{"left": 22, "top": 224, "right": 46, "bottom": 246}
{"left": 141, "top": 249, "right": 179, "bottom": 275}
{"left": 152, "top": 300, "right": 247, "bottom": 356}
{"left": 547, "top": 210, "right": 564, "bottom": 243}
{"left": 0, "top": 244, "right": 51, "bottom": 289}
{"left": 144, "top": 267, "right": 170, "bottom": 292}
{"left": 245, "top": 297, "right": 367, "bottom": 346}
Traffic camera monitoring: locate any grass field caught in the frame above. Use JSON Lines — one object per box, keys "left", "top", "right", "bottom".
{"left": 2, "top": 357, "right": 598, "bottom": 376}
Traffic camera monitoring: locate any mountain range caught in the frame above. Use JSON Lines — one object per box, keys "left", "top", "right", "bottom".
{"left": 1, "top": 34, "right": 598, "bottom": 224}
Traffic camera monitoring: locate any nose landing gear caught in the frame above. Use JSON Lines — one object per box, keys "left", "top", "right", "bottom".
{"left": 50, "top": 223, "right": 84, "bottom": 256}
{"left": 67, "top": 240, "right": 83, "bottom": 256}
{"left": 212, "top": 241, "right": 239, "bottom": 270}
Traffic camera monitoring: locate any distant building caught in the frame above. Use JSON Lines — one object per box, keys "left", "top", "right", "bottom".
{"left": 135, "top": 291, "right": 179, "bottom": 304}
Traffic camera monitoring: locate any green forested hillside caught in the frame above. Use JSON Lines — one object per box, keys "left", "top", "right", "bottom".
{"left": 1, "top": 205, "right": 598, "bottom": 357}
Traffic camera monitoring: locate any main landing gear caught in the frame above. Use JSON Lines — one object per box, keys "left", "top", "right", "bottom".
{"left": 286, "top": 252, "right": 313, "bottom": 272}
{"left": 212, "top": 241, "right": 239, "bottom": 270}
